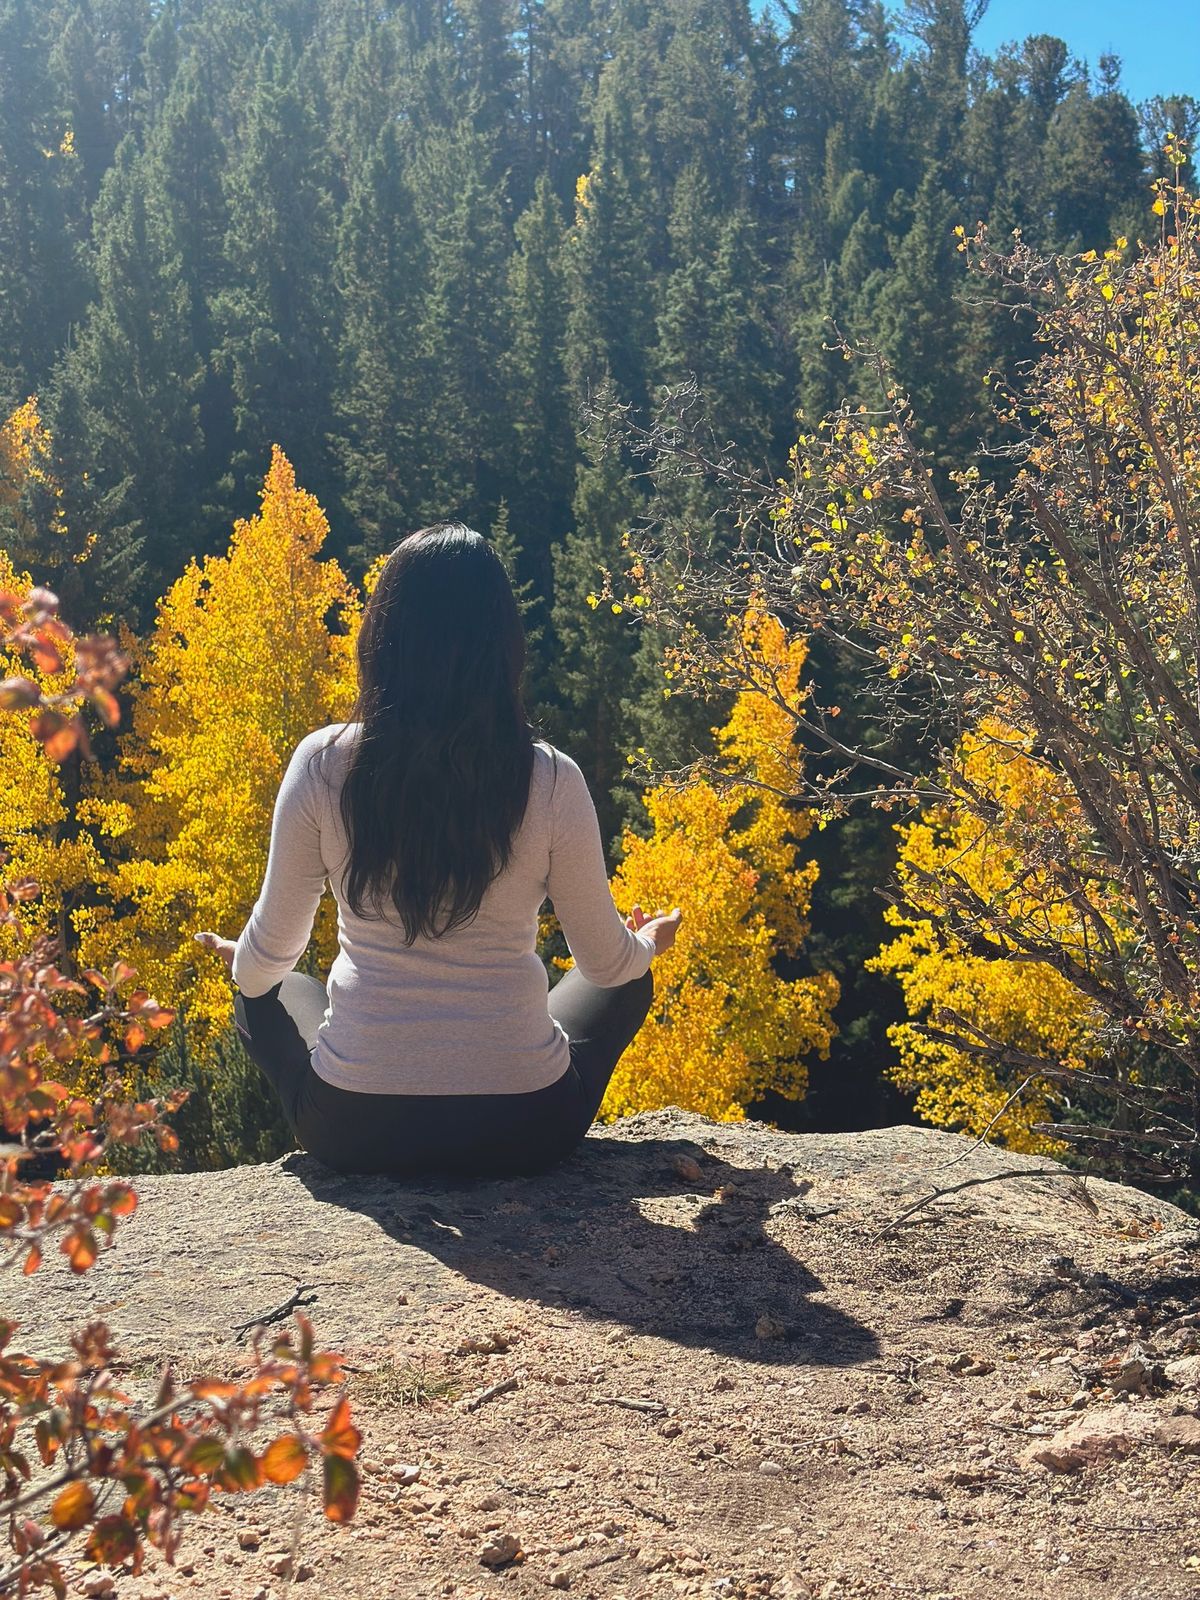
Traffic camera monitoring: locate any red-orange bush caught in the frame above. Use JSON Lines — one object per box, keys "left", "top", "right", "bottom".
{"left": 0, "top": 583, "right": 359, "bottom": 1595}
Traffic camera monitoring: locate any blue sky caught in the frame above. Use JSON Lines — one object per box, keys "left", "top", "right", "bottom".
{"left": 974, "top": 0, "right": 1198, "bottom": 103}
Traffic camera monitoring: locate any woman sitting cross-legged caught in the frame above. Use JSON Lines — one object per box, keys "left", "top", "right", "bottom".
{"left": 196, "top": 523, "right": 680, "bottom": 1179}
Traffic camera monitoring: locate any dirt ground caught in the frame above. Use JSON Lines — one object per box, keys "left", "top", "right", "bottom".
{"left": 12, "top": 1112, "right": 1200, "bottom": 1600}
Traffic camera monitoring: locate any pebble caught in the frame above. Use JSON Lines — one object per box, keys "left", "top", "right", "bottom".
{"left": 480, "top": 1532, "right": 523, "bottom": 1569}
{"left": 759, "top": 1460, "right": 783, "bottom": 1476}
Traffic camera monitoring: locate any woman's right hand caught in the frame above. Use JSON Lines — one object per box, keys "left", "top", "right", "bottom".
{"left": 625, "top": 903, "right": 683, "bottom": 957}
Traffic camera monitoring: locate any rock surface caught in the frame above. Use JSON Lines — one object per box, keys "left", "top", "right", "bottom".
{"left": 13, "top": 1111, "right": 1200, "bottom": 1599}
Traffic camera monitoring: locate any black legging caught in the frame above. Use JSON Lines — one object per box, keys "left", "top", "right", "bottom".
{"left": 233, "top": 965, "right": 653, "bottom": 1178}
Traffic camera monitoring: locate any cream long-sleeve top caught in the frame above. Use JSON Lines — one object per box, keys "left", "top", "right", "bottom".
{"left": 231, "top": 726, "right": 655, "bottom": 1095}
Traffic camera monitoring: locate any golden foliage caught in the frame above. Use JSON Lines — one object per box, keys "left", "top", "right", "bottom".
{"left": 0, "top": 549, "right": 106, "bottom": 961}
{"left": 871, "top": 720, "right": 1105, "bottom": 1152}
{"left": 0, "top": 400, "right": 92, "bottom": 569}
{"left": 602, "top": 610, "right": 839, "bottom": 1121}
{"left": 80, "top": 447, "right": 360, "bottom": 1051}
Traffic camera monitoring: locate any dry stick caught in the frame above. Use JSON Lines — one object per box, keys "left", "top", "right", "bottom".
{"left": 932, "top": 1077, "right": 1036, "bottom": 1172}
{"left": 872, "top": 1168, "right": 1091, "bottom": 1242}
{"left": 463, "top": 1376, "right": 519, "bottom": 1413}
{"left": 594, "top": 1396, "right": 668, "bottom": 1416}
{"left": 231, "top": 1284, "right": 320, "bottom": 1341}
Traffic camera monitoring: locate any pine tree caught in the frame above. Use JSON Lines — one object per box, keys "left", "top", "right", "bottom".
{"left": 1041, "top": 69, "right": 1145, "bottom": 249}
{"left": 47, "top": 4, "right": 114, "bottom": 205}
{"left": 654, "top": 162, "right": 780, "bottom": 467}
{"left": 333, "top": 121, "right": 442, "bottom": 564}
{"left": 408, "top": 118, "right": 515, "bottom": 521}
{"left": 548, "top": 409, "right": 643, "bottom": 844}
{"left": 505, "top": 171, "right": 575, "bottom": 595}
{"left": 47, "top": 136, "right": 205, "bottom": 623}
{"left": 563, "top": 97, "right": 657, "bottom": 413}
{"left": 0, "top": 0, "right": 90, "bottom": 404}
{"left": 141, "top": 51, "right": 235, "bottom": 546}
{"left": 213, "top": 41, "right": 340, "bottom": 524}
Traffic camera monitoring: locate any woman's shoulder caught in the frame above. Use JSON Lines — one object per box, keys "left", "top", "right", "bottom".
{"left": 290, "top": 723, "right": 360, "bottom": 781}
{"left": 531, "top": 739, "right": 584, "bottom": 787}
{"left": 530, "top": 741, "right": 593, "bottom": 817}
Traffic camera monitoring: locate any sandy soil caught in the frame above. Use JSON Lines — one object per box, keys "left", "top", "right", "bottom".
{"left": 12, "top": 1112, "right": 1200, "bottom": 1600}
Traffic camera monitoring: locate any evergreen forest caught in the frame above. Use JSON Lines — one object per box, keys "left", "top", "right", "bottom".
{"left": 2, "top": 0, "right": 1198, "bottom": 1135}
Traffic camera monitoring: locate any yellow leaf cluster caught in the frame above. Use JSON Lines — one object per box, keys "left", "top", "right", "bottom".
{"left": 870, "top": 719, "right": 1104, "bottom": 1153}
{"left": 0, "top": 398, "right": 74, "bottom": 561}
{"left": 0, "top": 549, "right": 105, "bottom": 964}
{"left": 79, "top": 448, "right": 360, "bottom": 1052}
{"left": 603, "top": 610, "right": 839, "bottom": 1121}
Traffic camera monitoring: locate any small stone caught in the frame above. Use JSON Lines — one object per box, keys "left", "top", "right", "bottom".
{"left": 549, "top": 1574, "right": 571, "bottom": 1591}
{"left": 1166, "top": 1355, "right": 1200, "bottom": 1389}
{"left": 846, "top": 1399, "right": 870, "bottom": 1414}
{"left": 237, "top": 1529, "right": 262, "bottom": 1550}
{"left": 659, "top": 1420, "right": 682, "bottom": 1438}
{"left": 1023, "top": 1407, "right": 1158, "bottom": 1472}
{"left": 479, "top": 1533, "right": 523, "bottom": 1569}
{"left": 81, "top": 1580, "right": 116, "bottom": 1599}
{"left": 268, "top": 1556, "right": 293, "bottom": 1578}
{"left": 457, "top": 1331, "right": 510, "bottom": 1355}
{"left": 391, "top": 1462, "right": 422, "bottom": 1485}
{"left": 948, "top": 1353, "right": 993, "bottom": 1377}
{"left": 755, "top": 1314, "right": 786, "bottom": 1341}
{"left": 1103, "top": 1349, "right": 1165, "bottom": 1396}
{"left": 1153, "top": 1415, "right": 1200, "bottom": 1454}
{"left": 669, "top": 1153, "right": 704, "bottom": 1183}
{"left": 759, "top": 1460, "right": 783, "bottom": 1476}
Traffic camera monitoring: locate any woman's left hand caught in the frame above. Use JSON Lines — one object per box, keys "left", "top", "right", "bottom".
{"left": 194, "top": 930, "right": 236, "bottom": 973}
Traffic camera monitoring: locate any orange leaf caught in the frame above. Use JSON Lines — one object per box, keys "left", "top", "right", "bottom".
{"left": 50, "top": 1481, "right": 94, "bottom": 1531}
{"left": 63, "top": 1230, "right": 98, "bottom": 1273}
{"left": 29, "top": 641, "right": 64, "bottom": 674}
{"left": 23, "top": 1244, "right": 41, "bottom": 1275}
{"left": 123, "top": 1023, "right": 145, "bottom": 1055}
{"left": 191, "top": 1380, "right": 238, "bottom": 1402}
{"left": 320, "top": 1396, "right": 360, "bottom": 1460}
{"left": 261, "top": 1434, "right": 308, "bottom": 1485}
{"left": 322, "top": 1453, "right": 360, "bottom": 1523}
{"left": 91, "top": 688, "right": 120, "bottom": 727}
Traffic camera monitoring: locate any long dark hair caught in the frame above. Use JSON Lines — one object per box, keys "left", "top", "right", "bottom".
{"left": 337, "top": 523, "right": 535, "bottom": 942}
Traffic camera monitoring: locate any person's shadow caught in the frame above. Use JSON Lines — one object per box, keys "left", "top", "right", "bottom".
{"left": 286, "top": 1131, "right": 877, "bottom": 1367}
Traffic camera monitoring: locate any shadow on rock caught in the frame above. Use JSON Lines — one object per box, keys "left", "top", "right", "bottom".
{"left": 285, "top": 1134, "right": 877, "bottom": 1367}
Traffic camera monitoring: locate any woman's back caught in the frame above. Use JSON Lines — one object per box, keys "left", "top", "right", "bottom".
{"left": 232, "top": 725, "right": 655, "bottom": 1095}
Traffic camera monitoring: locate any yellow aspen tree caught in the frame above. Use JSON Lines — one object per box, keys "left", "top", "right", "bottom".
{"left": 603, "top": 609, "right": 839, "bottom": 1120}
{"left": 78, "top": 447, "right": 360, "bottom": 1052}
{"left": 870, "top": 719, "right": 1107, "bottom": 1152}
{"left": 0, "top": 549, "right": 108, "bottom": 962}
{"left": 0, "top": 398, "right": 94, "bottom": 570}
